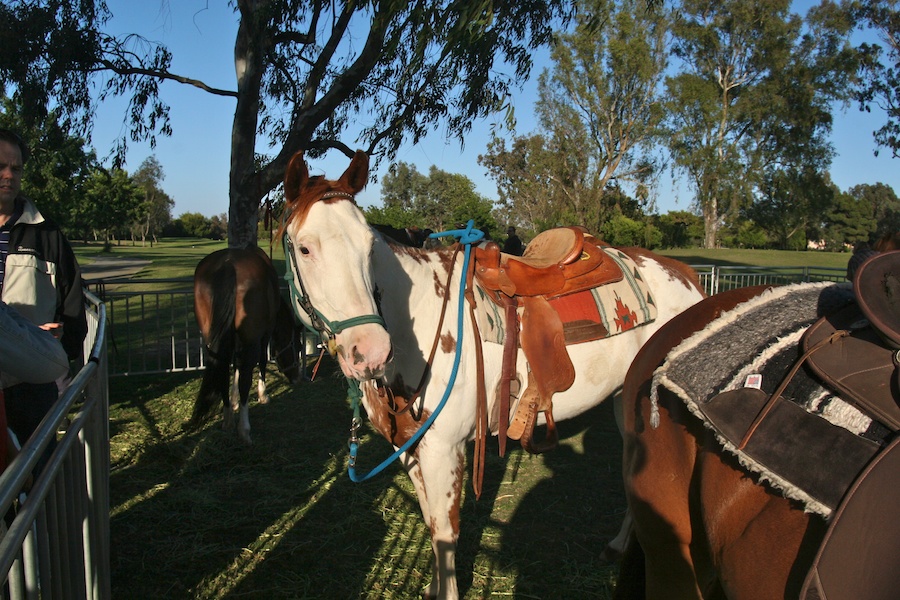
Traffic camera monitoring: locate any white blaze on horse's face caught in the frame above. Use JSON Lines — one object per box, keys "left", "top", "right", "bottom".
{"left": 286, "top": 194, "right": 392, "bottom": 381}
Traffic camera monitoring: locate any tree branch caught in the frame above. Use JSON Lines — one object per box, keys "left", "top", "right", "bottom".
{"left": 98, "top": 61, "right": 238, "bottom": 98}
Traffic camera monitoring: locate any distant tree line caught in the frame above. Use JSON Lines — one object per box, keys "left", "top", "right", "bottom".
{"left": 369, "top": 0, "right": 900, "bottom": 251}
{"left": 370, "top": 161, "right": 900, "bottom": 251}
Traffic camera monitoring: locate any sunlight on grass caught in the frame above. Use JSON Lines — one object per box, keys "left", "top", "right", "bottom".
{"left": 197, "top": 455, "right": 346, "bottom": 599}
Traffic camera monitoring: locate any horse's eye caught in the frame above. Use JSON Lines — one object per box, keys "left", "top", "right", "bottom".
{"left": 299, "top": 246, "right": 310, "bottom": 255}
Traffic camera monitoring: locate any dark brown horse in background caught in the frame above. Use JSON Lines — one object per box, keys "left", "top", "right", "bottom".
{"left": 615, "top": 285, "right": 829, "bottom": 599}
{"left": 191, "top": 246, "right": 305, "bottom": 444}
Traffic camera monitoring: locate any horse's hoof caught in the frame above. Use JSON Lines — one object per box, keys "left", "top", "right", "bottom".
{"left": 258, "top": 394, "right": 270, "bottom": 405}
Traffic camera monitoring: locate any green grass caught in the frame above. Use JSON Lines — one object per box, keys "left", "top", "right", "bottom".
{"left": 658, "top": 247, "right": 850, "bottom": 269}
{"left": 73, "top": 237, "right": 852, "bottom": 278}
{"left": 109, "top": 363, "right": 624, "bottom": 599}
{"left": 73, "top": 238, "right": 229, "bottom": 277}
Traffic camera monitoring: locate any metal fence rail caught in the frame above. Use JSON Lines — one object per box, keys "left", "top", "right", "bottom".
{"left": 0, "top": 291, "right": 109, "bottom": 599}
{"left": 91, "top": 279, "right": 202, "bottom": 376}
{"left": 692, "top": 265, "right": 847, "bottom": 295}
{"left": 88, "top": 265, "right": 849, "bottom": 377}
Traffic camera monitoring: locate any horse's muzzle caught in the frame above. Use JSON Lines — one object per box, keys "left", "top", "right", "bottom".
{"left": 335, "top": 327, "right": 392, "bottom": 381}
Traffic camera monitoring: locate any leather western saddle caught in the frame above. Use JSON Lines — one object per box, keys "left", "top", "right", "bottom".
{"left": 471, "top": 226, "right": 623, "bottom": 455}
{"left": 799, "top": 250, "right": 900, "bottom": 600}
{"left": 803, "top": 249, "right": 900, "bottom": 431}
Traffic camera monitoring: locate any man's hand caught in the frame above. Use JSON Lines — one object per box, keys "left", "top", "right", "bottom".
{"left": 39, "top": 322, "right": 63, "bottom": 340}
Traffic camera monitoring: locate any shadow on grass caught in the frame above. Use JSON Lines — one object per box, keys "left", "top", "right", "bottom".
{"left": 110, "top": 361, "right": 624, "bottom": 599}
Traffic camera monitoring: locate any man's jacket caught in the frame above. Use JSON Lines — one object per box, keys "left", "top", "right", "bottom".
{"left": 2, "top": 197, "right": 87, "bottom": 361}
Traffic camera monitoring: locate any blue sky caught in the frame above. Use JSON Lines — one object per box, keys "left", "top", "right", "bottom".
{"left": 91, "top": 1, "right": 900, "bottom": 219}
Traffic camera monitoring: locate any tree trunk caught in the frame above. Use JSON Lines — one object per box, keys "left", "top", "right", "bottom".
{"left": 228, "top": 2, "right": 269, "bottom": 248}
{"left": 703, "top": 197, "right": 718, "bottom": 249}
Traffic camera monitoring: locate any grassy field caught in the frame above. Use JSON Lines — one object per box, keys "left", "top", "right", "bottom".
{"left": 659, "top": 247, "right": 850, "bottom": 269}
{"left": 73, "top": 238, "right": 230, "bottom": 278}
{"left": 73, "top": 237, "right": 852, "bottom": 278}
{"left": 109, "top": 364, "right": 625, "bottom": 599}
{"left": 101, "top": 239, "right": 850, "bottom": 598}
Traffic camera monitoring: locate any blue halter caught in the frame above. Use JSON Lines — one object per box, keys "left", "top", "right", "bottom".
{"left": 347, "top": 220, "right": 485, "bottom": 482}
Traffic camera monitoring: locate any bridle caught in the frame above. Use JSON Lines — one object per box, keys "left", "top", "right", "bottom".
{"left": 281, "top": 191, "right": 386, "bottom": 354}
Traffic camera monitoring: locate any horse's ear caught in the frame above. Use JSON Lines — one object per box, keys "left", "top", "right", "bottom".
{"left": 284, "top": 151, "right": 308, "bottom": 201}
{"left": 342, "top": 150, "right": 369, "bottom": 193}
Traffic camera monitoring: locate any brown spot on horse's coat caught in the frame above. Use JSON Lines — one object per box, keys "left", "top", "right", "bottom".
{"left": 618, "top": 247, "right": 705, "bottom": 296}
{"left": 440, "top": 332, "right": 455, "bottom": 353}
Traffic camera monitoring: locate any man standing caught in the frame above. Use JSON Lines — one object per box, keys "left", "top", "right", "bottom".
{"left": 502, "top": 226, "right": 524, "bottom": 256}
{"left": 0, "top": 128, "right": 86, "bottom": 456}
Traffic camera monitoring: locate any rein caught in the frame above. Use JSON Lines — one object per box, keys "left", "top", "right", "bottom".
{"left": 347, "top": 220, "right": 485, "bottom": 483}
{"left": 381, "top": 242, "right": 464, "bottom": 418}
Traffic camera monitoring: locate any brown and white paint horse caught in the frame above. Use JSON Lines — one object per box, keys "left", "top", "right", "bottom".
{"left": 280, "top": 150, "right": 705, "bottom": 599}
{"left": 616, "top": 285, "right": 829, "bottom": 599}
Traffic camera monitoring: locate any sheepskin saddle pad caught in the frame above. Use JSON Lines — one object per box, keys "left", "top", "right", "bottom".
{"left": 651, "top": 282, "right": 893, "bottom": 518}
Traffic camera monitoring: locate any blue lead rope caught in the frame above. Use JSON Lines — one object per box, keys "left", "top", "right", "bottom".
{"left": 348, "top": 220, "right": 485, "bottom": 482}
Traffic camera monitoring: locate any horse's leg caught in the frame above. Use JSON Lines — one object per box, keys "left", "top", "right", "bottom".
{"left": 233, "top": 344, "right": 256, "bottom": 445}
{"left": 257, "top": 338, "right": 270, "bottom": 405}
{"left": 624, "top": 386, "right": 708, "bottom": 599}
{"left": 602, "top": 390, "right": 634, "bottom": 562}
{"left": 402, "top": 443, "right": 465, "bottom": 600}
{"left": 221, "top": 365, "right": 237, "bottom": 432}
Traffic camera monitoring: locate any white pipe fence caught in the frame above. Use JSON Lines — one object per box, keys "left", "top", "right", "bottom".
{"left": 0, "top": 291, "right": 109, "bottom": 599}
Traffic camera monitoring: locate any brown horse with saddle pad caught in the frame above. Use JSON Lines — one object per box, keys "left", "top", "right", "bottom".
{"left": 616, "top": 251, "right": 900, "bottom": 600}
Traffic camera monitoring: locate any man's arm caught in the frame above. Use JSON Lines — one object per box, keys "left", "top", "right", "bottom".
{"left": 0, "top": 301, "right": 69, "bottom": 387}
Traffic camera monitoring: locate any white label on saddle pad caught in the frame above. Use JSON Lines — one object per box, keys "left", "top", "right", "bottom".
{"left": 744, "top": 374, "right": 762, "bottom": 389}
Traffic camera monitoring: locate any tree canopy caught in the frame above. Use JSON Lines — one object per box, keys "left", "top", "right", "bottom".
{"left": 663, "top": 0, "right": 858, "bottom": 248}
{"left": 0, "top": 0, "right": 569, "bottom": 246}
{"left": 856, "top": 0, "right": 900, "bottom": 157}
{"left": 369, "top": 162, "right": 498, "bottom": 238}
{"left": 480, "top": 0, "right": 666, "bottom": 235}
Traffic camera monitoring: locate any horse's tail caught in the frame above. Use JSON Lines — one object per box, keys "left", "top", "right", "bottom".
{"left": 191, "top": 262, "right": 238, "bottom": 426}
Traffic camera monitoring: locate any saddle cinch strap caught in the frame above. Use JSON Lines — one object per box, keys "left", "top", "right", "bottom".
{"left": 473, "top": 226, "right": 624, "bottom": 454}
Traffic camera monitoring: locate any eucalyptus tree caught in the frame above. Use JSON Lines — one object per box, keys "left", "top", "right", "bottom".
{"left": 0, "top": 0, "right": 568, "bottom": 247}
{"left": 664, "top": 0, "right": 858, "bottom": 248}
{"left": 856, "top": 0, "right": 900, "bottom": 157}
{"left": 479, "top": 132, "right": 569, "bottom": 233}
{"left": 481, "top": 0, "right": 668, "bottom": 235}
